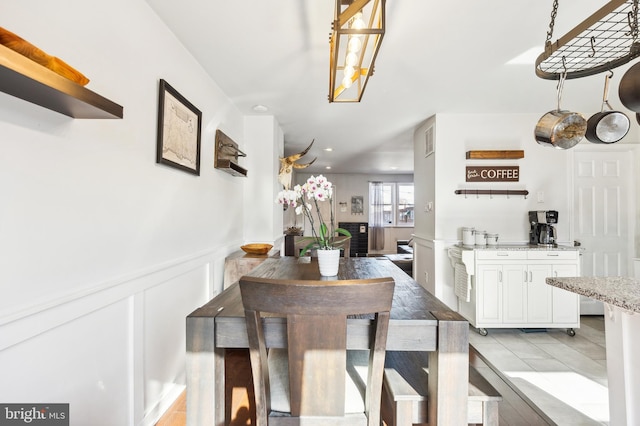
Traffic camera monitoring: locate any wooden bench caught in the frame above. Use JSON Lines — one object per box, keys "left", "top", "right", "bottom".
{"left": 381, "top": 351, "right": 502, "bottom": 426}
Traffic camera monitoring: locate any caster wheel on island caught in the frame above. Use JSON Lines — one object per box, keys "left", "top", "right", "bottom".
{"left": 478, "top": 328, "right": 488, "bottom": 336}
{"left": 567, "top": 328, "right": 576, "bottom": 337}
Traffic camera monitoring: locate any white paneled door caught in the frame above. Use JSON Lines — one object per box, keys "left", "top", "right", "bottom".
{"left": 573, "top": 149, "right": 634, "bottom": 314}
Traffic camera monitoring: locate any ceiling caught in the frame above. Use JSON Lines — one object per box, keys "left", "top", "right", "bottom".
{"left": 144, "top": 0, "right": 626, "bottom": 174}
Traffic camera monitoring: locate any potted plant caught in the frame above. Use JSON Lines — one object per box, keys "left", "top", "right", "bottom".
{"left": 276, "top": 175, "right": 351, "bottom": 275}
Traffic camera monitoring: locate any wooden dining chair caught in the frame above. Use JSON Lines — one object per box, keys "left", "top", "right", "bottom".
{"left": 239, "top": 275, "right": 395, "bottom": 426}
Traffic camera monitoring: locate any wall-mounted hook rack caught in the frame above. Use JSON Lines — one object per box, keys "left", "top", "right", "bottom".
{"left": 454, "top": 189, "right": 529, "bottom": 199}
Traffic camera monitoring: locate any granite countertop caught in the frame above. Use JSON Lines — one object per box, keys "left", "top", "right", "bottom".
{"left": 456, "top": 243, "right": 580, "bottom": 251}
{"left": 546, "top": 276, "right": 640, "bottom": 313}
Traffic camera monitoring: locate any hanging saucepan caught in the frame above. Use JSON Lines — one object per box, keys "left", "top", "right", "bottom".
{"left": 586, "top": 71, "right": 630, "bottom": 144}
{"left": 619, "top": 61, "right": 640, "bottom": 112}
{"left": 535, "top": 71, "right": 587, "bottom": 149}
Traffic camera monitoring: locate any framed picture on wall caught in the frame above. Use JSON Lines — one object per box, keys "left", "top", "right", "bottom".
{"left": 424, "top": 126, "right": 434, "bottom": 157}
{"left": 156, "top": 79, "right": 202, "bottom": 175}
{"left": 351, "top": 196, "right": 364, "bottom": 214}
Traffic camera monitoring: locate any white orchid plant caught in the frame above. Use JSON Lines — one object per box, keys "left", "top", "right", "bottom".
{"left": 276, "top": 175, "right": 351, "bottom": 256}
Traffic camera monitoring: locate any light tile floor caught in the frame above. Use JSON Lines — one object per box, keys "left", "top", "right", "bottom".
{"left": 471, "top": 316, "right": 608, "bottom": 426}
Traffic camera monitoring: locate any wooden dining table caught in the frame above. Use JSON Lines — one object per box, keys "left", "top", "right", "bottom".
{"left": 186, "top": 256, "right": 469, "bottom": 426}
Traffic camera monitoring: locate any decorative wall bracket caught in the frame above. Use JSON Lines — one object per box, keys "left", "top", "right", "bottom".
{"left": 214, "top": 129, "right": 247, "bottom": 177}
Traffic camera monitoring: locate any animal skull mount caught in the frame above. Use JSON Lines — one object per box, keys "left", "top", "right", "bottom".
{"left": 278, "top": 140, "right": 317, "bottom": 190}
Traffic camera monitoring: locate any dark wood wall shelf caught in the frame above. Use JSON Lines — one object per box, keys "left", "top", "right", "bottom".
{"left": 0, "top": 44, "right": 123, "bottom": 119}
{"left": 466, "top": 150, "right": 524, "bottom": 160}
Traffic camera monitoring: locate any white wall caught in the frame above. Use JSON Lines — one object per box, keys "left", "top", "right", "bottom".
{"left": 243, "top": 116, "right": 285, "bottom": 245}
{"left": 414, "top": 116, "right": 437, "bottom": 241}
{"left": 433, "top": 113, "right": 578, "bottom": 242}
{"left": 0, "top": 1, "right": 279, "bottom": 425}
{"left": 414, "top": 113, "right": 580, "bottom": 308}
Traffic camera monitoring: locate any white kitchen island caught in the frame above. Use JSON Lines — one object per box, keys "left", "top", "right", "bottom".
{"left": 546, "top": 276, "right": 640, "bottom": 426}
{"left": 449, "top": 244, "right": 581, "bottom": 335}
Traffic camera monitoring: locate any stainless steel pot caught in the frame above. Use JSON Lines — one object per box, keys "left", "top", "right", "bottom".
{"left": 586, "top": 72, "right": 630, "bottom": 144}
{"left": 535, "top": 73, "right": 587, "bottom": 149}
{"left": 535, "top": 110, "right": 587, "bottom": 149}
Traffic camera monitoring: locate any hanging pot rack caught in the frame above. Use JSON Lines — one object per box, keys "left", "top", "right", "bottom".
{"left": 536, "top": 0, "right": 640, "bottom": 80}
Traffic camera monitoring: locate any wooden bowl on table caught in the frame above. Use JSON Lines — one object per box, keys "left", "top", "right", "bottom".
{"left": 240, "top": 244, "right": 273, "bottom": 255}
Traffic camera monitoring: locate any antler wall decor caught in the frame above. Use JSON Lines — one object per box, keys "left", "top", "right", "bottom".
{"left": 278, "top": 139, "right": 317, "bottom": 189}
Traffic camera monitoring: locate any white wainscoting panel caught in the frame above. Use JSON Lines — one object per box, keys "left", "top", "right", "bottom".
{"left": 0, "top": 247, "right": 231, "bottom": 426}
{"left": 142, "top": 265, "right": 209, "bottom": 422}
{"left": 0, "top": 299, "right": 132, "bottom": 425}
{"left": 413, "top": 236, "right": 460, "bottom": 310}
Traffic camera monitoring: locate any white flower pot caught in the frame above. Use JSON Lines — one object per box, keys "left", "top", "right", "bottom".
{"left": 317, "top": 249, "right": 340, "bottom": 277}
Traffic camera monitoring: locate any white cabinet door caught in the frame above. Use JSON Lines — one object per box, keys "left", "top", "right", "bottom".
{"left": 502, "top": 264, "right": 527, "bottom": 324}
{"left": 552, "top": 264, "right": 580, "bottom": 323}
{"left": 473, "top": 251, "right": 580, "bottom": 329}
{"left": 527, "top": 264, "right": 553, "bottom": 323}
{"left": 476, "top": 264, "right": 502, "bottom": 324}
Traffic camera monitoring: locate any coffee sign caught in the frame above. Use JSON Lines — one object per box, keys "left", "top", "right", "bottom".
{"left": 466, "top": 166, "right": 519, "bottom": 182}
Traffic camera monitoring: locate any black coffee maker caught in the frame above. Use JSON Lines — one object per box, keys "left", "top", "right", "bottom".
{"left": 529, "top": 210, "right": 558, "bottom": 246}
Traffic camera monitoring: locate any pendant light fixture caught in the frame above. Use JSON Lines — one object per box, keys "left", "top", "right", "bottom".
{"left": 329, "top": 0, "right": 385, "bottom": 102}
